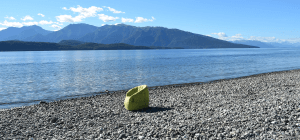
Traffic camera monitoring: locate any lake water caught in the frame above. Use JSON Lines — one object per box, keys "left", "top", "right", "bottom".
{"left": 1, "top": 48, "right": 300, "bottom": 110}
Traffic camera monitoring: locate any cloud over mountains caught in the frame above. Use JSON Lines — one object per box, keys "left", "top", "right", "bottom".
{"left": 21, "top": 16, "right": 34, "bottom": 21}
{"left": 0, "top": 5, "right": 155, "bottom": 31}
{"left": 5, "top": 16, "right": 16, "bottom": 20}
{"left": 103, "top": 6, "right": 125, "bottom": 14}
{"left": 58, "top": 5, "right": 103, "bottom": 23}
{"left": 211, "top": 32, "right": 300, "bottom": 43}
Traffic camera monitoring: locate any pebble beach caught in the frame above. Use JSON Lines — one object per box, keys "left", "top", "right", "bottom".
{"left": 1, "top": 69, "right": 300, "bottom": 140}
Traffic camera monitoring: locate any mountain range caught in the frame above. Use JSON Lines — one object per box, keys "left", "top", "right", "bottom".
{"left": 0, "top": 25, "right": 53, "bottom": 41}
{"left": 230, "top": 40, "right": 300, "bottom": 48}
{"left": 0, "top": 23, "right": 259, "bottom": 49}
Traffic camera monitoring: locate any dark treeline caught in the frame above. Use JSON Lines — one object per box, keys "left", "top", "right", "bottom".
{"left": 0, "top": 40, "right": 183, "bottom": 51}
{"left": 58, "top": 40, "right": 85, "bottom": 46}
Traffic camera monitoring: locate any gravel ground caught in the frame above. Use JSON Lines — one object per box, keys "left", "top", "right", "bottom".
{"left": 1, "top": 69, "right": 300, "bottom": 140}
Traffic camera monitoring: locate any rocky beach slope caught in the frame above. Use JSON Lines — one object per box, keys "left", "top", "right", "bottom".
{"left": 1, "top": 69, "right": 300, "bottom": 140}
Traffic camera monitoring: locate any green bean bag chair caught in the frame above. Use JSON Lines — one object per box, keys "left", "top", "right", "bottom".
{"left": 124, "top": 85, "right": 149, "bottom": 111}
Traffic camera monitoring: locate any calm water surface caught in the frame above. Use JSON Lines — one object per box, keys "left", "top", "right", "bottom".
{"left": 1, "top": 48, "right": 300, "bottom": 110}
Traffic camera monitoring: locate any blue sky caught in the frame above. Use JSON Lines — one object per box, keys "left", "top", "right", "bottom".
{"left": 0, "top": 0, "right": 299, "bottom": 43}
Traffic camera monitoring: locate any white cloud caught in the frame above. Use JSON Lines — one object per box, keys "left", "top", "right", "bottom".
{"left": 211, "top": 33, "right": 247, "bottom": 41}
{"left": 0, "top": 20, "right": 23, "bottom": 27}
{"left": 121, "top": 17, "right": 134, "bottom": 23}
{"left": 39, "top": 20, "right": 53, "bottom": 25}
{"left": 231, "top": 34, "right": 244, "bottom": 40}
{"left": 5, "top": 16, "right": 16, "bottom": 20}
{"left": 282, "top": 38, "right": 300, "bottom": 43}
{"left": 54, "top": 22, "right": 63, "bottom": 25}
{"left": 246, "top": 36, "right": 300, "bottom": 43}
{"left": 65, "top": 5, "right": 103, "bottom": 17}
{"left": 21, "top": 15, "right": 34, "bottom": 21}
{"left": 57, "top": 5, "right": 103, "bottom": 23}
{"left": 211, "top": 32, "right": 228, "bottom": 40}
{"left": 56, "top": 15, "right": 85, "bottom": 22}
{"left": 212, "top": 33, "right": 263, "bottom": 42}
{"left": 210, "top": 32, "right": 300, "bottom": 43}
{"left": 211, "top": 32, "right": 294, "bottom": 43}
{"left": 51, "top": 24, "right": 61, "bottom": 28}
{"left": 219, "top": 33, "right": 245, "bottom": 41}
{"left": 106, "top": 7, "right": 125, "bottom": 13}
{"left": 134, "top": 16, "right": 155, "bottom": 23}
{"left": 98, "top": 14, "right": 119, "bottom": 22}
{"left": 38, "top": 13, "right": 45, "bottom": 17}
{"left": 22, "top": 21, "right": 39, "bottom": 26}
{"left": 248, "top": 36, "right": 281, "bottom": 43}
{"left": 51, "top": 24, "right": 62, "bottom": 31}
{"left": 0, "top": 27, "right": 7, "bottom": 31}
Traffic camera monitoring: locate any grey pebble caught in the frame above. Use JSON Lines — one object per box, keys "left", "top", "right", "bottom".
{"left": 1, "top": 69, "right": 300, "bottom": 139}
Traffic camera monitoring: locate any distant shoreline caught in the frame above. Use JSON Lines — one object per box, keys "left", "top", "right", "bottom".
{"left": 0, "top": 47, "right": 260, "bottom": 52}
{"left": 0, "top": 40, "right": 184, "bottom": 52}
{"left": 0, "top": 40, "right": 258, "bottom": 52}
{"left": 0, "top": 48, "right": 183, "bottom": 52}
